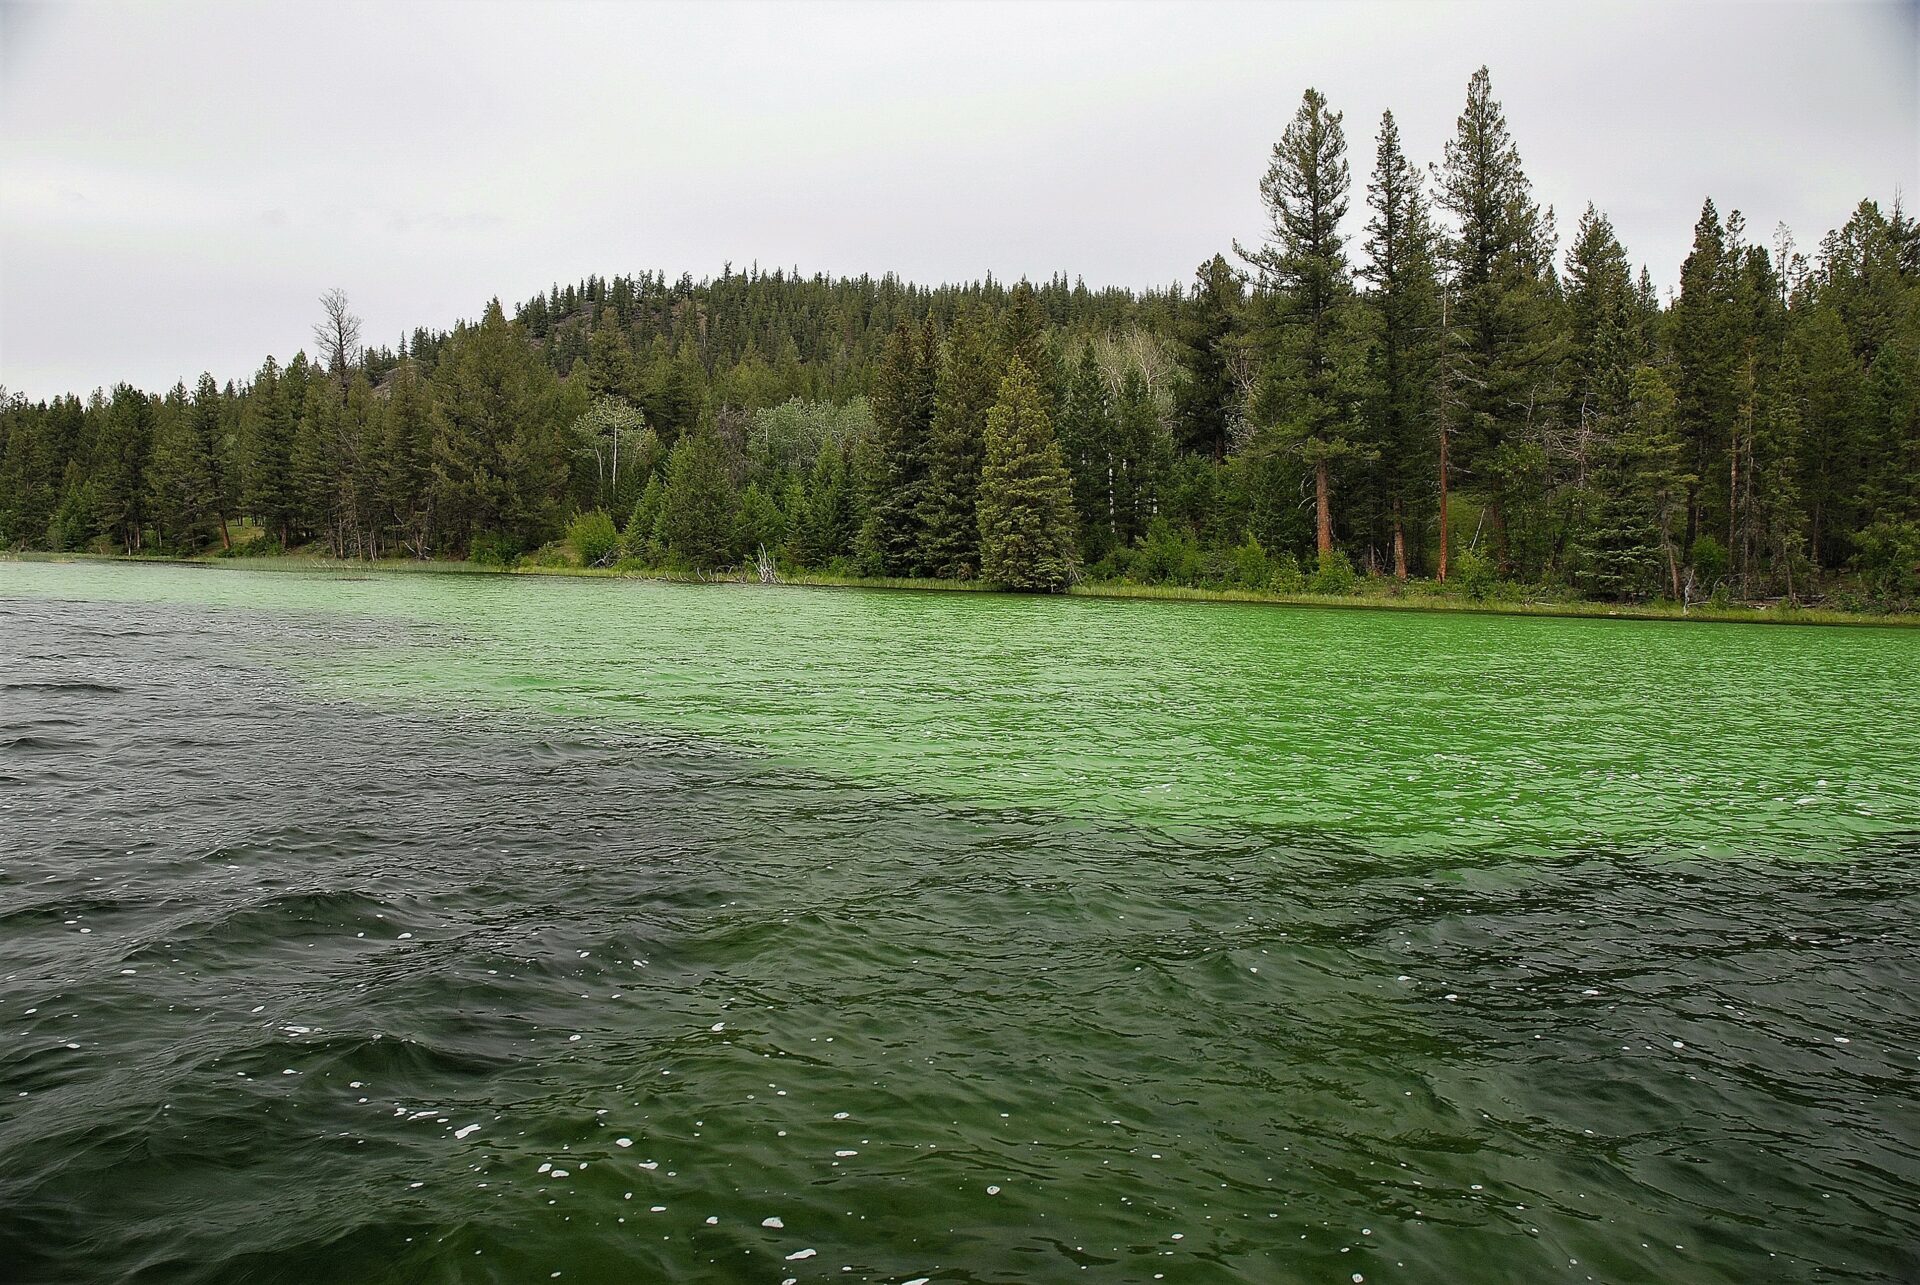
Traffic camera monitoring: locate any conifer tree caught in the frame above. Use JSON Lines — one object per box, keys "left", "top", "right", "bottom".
{"left": 919, "top": 311, "right": 996, "bottom": 577}
{"left": 1244, "top": 86, "right": 1360, "bottom": 557}
{"left": 241, "top": 357, "right": 297, "bottom": 546}
{"left": 1173, "top": 255, "right": 1244, "bottom": 460}
{"left": 1434, "top": 66, "right": 1559, "bottom": 570}
{"left": 146, "top": 383, "right": 217, "bottom": 551}
{"left": 1056, "top": 346, "right": 1115, "bottom": 557}
{"left": 1360, "top": 109, "right": 1441, "bottom": 577}
{"left": 656, "top": 429, "right": 737, "bottom": 569}
{"left": 978, "top": 357, "right": 1077, "bottom": 591}
{"left": 859, "top": 318, "right": 935, "bottom": 574}
{"left": 790, "top": 436, "right": 857, "bottom": 566}
{"left": 432, "top": 300, "right": 565, "bottom": 555}
{"left": 1672, "top": 198, "right": 1739, "bottom": 551}
{"left": 92, "top": 384, "right": 154, "bottom": 553}
{"left": 0, "top": 402, "right": 52, "bottom": 548}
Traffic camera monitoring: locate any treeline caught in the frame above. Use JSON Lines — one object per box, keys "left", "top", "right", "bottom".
{"left": 3, "top": 67, "right": 1917, "bottom": 606}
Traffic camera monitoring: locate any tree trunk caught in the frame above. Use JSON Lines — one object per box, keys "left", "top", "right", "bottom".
{"left": 1437, "top": 421, "right": 1450, "bottom": 582}
{"left": 1392, "top": 501, "right": 1408, "bottom": 580}
{"left": 217, "top": 514, "right": 231, "bottom": 551}
{"left": 1315, "top": 458, "right": 1332, "bottom": 557}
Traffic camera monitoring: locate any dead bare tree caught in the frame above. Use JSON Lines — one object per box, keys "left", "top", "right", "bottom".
{"left": 313, "top": 288, "right": 363, "bottom": 386}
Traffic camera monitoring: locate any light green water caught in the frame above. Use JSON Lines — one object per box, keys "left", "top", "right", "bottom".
{"left": 12, "top": 559, "right": 1918, "bottom": 858}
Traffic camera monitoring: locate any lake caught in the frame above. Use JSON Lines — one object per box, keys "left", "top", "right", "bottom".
{"left": 2, "top": 559, "right": 1916, "bottom": 1284}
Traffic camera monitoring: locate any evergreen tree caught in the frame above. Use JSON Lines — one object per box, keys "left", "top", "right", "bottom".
{"left": 1360, "top": 109, "right": 1441, "bottom": 576}
{"left": 858, "top": 318, "right": 935, "bottom": 574}
{"left": 1672, "top": 198, "right": 1739, "bottom": 552}
{"left": 1434, "top": 66, "right": 1559, "bottom": 571}
{"left": 789, "top": 436, "right": 858, "bottom": 566}
{"left": 1173, "top": 254, "right": 1244, "bottom": 460}
{"left": 656, "top": 429, "right": 737, "bottom": 569}
{"left": 1056, "top": 346, "right": 1115, "bottom": 558}
{"left": 978, "top": 358, "right": 1077, "bottom": 590}
{"left": 431, "top": 300, "right": 566, "bottom": 555}
{"left": 241, "top": 357, "right": 297, "bottom": 546}
{"left": 1111, "top": 367, "right": 1172, "bottom": 545}
{"left": 0, "top": 401, "right": 52, "bottom": 548}
{"left": 919, "top": 311, "right": 996, "bottom": 578}
{"left": 91, "top": 385, "right": 154, "bottom": 553}
{"left": 382, "top": 360, "right": 435, "bottom": 557}
{"left": 146, "top": 383, "right": 217, "bottom": 551}
{"left": 1245, "top": 87, "right": 1361, "bottom": 558}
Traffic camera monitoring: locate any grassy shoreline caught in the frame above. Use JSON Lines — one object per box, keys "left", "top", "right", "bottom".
{"left": 8, "top": 549, "right": 1917, "bottom": 628}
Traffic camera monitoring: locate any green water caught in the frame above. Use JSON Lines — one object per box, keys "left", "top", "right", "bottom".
{"left": 15, "top": 561, "right": 1920, "bottom": 856}
{"left": 2, "top": 560, "right": 1916, "bottom": 1284}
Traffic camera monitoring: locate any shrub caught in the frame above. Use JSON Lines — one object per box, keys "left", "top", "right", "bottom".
{"left": 1135, "top": 518, "right": 1205, "bottom": 585}
{"left": 1307, "top": 548, "right": 1356, "bottom": 595}
{"left": 469, "top": 531, "right": 523, "bottom": 567}
{"left": 567, "top": 508, "right": 620, "bottom": 568}
{"left": 1268, "top": 551, "right": 1305, "bottom": 593}
{"left": 1853, "top": 518, "right": 1920, "bottom": 606}
{"left": 1453, "top": 547, "right": 1497, "bottom": 600}
{"left": 1227, "top": 533, "right": 1270, "bottom": 590}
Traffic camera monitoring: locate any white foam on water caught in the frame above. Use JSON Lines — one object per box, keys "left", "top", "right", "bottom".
{"left": 454, "top": 1124, "right": 481, "bottom": 1140}
{"left": 785, "top": 1249, "right": 816, "bottom": 1261}
{"left": 762, "top": 1216, "right": 784, "bottom": 1228}
{"left": 615, "top": 1137, "right": 632, "bottom": 1147}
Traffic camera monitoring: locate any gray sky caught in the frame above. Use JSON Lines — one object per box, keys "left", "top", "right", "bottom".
{"left": 2, "top": 0, "right": 1914, "bottom": 400}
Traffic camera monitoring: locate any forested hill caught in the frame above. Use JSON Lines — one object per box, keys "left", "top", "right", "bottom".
{"left": 4, "top": 68, "right": 1917, "bottom": 608}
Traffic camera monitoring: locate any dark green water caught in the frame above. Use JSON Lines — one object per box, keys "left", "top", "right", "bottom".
{"left": 2, "top": 561, "right": 1916, "bottom": 1284}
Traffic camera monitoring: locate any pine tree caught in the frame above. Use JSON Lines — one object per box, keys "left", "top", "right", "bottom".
{"left": 92, "top": 385, "right": 154, "bottom": 553}
{"left": 978, "top": 358, "right": 1077, "bottom": 591}
{"left": 1672, "top": 198, "right": 1739, "bottom": 552}
{"left": 1434, "top": 66, "right": 1559, "bottom": 572}
{"left": 431, "top": 300, "right": 566, "bottom": 556}
{"left": 919, "top": 311, "right": 996, "bottom": 578}
{"left": 0, "top": 402, "right": 52, "bottom": 548}
{"left": 291, "top": 378, "right": 345, "bottom": 554}
{"left": 382, "top": 360, "right": 435, "bottom": 557}
{"left": 241, "top": 357, "right": 297, "bottom": 546}
{"left": 790, "top": 436, "right": 857, "bottom": 566}
{"left": 656, "top": 429, "right": 737, "bottom": 569}
{"left": 1111, "top": 367, "right": 1171, "bottom": 545}
{"left": 858, "top": 318, "right": 935, "bottom": 574}
{"left": 1244, "top": 87, "right": 1360, "bottom": 558}
{"left": 1056, "top": 346, "right": 1115, "bottom": 557}
{"left": 146, "top": 383, "right": 217, "bottom": 551}
{"left": 1360, "top": 109, "right": 1441, "bottom": 577}
{"left": 1173, "top": 255, "right": 1244, "bottom": 460}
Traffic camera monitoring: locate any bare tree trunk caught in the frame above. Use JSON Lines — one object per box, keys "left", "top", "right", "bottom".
{"left": 216, "top": 514, "right": 231, "bottom": 551}
{"left": 1392, "top": 500, "right": 1408, "bottom": 580}
{"left": 1437, "top": 412, "right": 1450, "bottom": 582}
{"left": 1315, "top": 459, "right": 1332, "bottom": 557}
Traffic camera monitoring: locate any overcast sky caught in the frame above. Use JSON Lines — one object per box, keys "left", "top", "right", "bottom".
{"left": 1, "top": 0, "right": 1914, "bottom": 400}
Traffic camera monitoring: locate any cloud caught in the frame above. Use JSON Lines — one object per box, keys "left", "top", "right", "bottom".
{"left": 2, "top": 0, "right": 1913, "bottom": 399}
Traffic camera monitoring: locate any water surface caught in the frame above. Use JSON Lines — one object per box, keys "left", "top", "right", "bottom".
{"left": 2, "top": 561, "right": 1916, "bottom": 1284}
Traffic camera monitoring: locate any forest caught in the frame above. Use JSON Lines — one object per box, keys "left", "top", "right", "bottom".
{"left": 3, "top": 68, "right": 1917, "bottom": 609}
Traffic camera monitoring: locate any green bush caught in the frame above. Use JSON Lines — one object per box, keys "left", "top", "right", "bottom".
{"left": 469, "top": 531, "right": 523, "bottom": 567}
{"left": 1453, "top": 547, "right": 1497, "bottom": 600}
{"left": 1135, "top": 518, "right": 1205, "bottom": 585}
{"left": 567, "top": 508, "right": 620, "bottom": 567}
{"left": 1307, "top": 548, "right": 1356, "bottom": 595}
{"left": 1268, "top": 551, "right": 1305, "bottom": 593}
{"left": 1853, "top": 518, "right": 1920, "bottom": 605}
{"left": 1690, "top": 533, "right": 1728, "bottom": 588}
{"left": 1227, "top": 533, "right": 1270, "bottom": 590}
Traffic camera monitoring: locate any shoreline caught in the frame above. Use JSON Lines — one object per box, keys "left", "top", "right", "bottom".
{"left": 7, "top": 549, "right": 1917, "bottom": 628}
